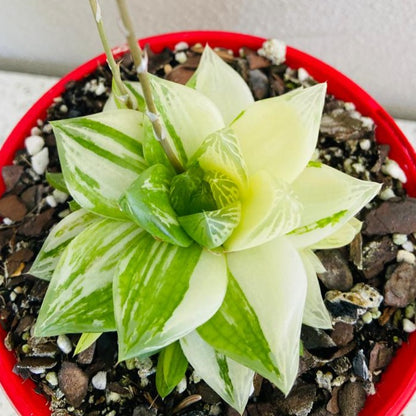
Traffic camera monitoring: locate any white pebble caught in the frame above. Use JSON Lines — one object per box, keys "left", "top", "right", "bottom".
{"left": 45, "top": 195, "right": 57, "bottom": 208}
{"left": 42, "top": 124, "right": 53, "bottom": 134}
{"left": 31, "top": 148, "right": 49, "bottom": 175}
{"left": 92, "top": 371, "right": 107, "bottom": 390}
{"left": 3, "top": 217, "right": 13, "bottom": 225}
{"left": 190, "top": 371, "right": 201, "bottom": 384}
{"left": 258, "top": 39, "right": 286, "bottom": 65}
{"left": 359, "top": 139, "right": 371, "bottom": 151}
{"left": 9, "top": 292, "right": 16, "bottom": 301}
{"left": 397, "top": 249, "right": 416, "bottom": 264}
{"left": 25, "top": 135, "right": 45, "bottom": 156}
{"left": 95, "top": 82, "right": 107, "bottom": 96}
{"left": 403, "top": 240, "right": 414, "bottom": 252}
{"left": 379, "top": 188, "right": 396, "bottom": 200}
{"left": 297, "top": 67, "right": 309, "bottom": 82}
{"left": 30, "top": 126, "right": 42, "bottom": 136}
{"left": 59, "top": 104, "right": 68, "bottom": 113}
{"left": 403, "top": 318, "right": 416, "bottom": 333}
{"left": 361, "top": 116, "right": 374, "bottom": 130}
{"left": 393, "top": 234, "right": 408, "bottom": 246}
{"left": 107, "top": 391, "right": 121, "bottom": 403}
{"left": 382, "top": 159, "right": 407, "bottom": 183}
{"left": 345, "top": 102, "right": 356, "bottom": 111}
{"left": 176, "top": 376, "right": 187, "bottom": 394}
{"left": 57, "top": 334, "right": 72, "bottom": 354}
{"left": 52, "top": 189, "right": 68, "bottom": 204}
{"left": 175, "top": 51, "right": 187, "bottom": 64}
{"left": 174, "top": 41, "right": 189, "bottom": 52}
{"left": 46, "top": 372, "right": 59, "bottom": 386}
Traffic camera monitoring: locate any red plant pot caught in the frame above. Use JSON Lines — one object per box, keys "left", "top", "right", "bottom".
{"left": 0, "top": 31, "right": 415, "bottom": 416}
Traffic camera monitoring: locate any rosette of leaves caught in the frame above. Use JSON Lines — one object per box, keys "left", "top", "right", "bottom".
{"left": 32, "top": 46, "right": 380, "bottom": 412}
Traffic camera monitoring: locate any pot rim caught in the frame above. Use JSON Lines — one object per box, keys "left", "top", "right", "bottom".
{"left": 0, "top": 30, "right": 415, "bottom": 416}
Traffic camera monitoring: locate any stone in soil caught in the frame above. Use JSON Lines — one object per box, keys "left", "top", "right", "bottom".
{"left": 0, "top": 194, "right": 27, "bottom": 221}
{"left": 362, "top": 236, "right": 398, "bottom": 279}
{"left": 368, "top": 342, "right": 393, "bottom": 372}
{"left": 2, "top": 165, "right": 24, "bottom": 192}
{"left": 384, "top": 262, "right": 416, "bottom": 307}
{"left": 274, "top": 383, "right": 316, "bottom": 416}
{"left": 330, "top": 322, "right": 354, "bottom": 347}
{"left": 337, "top": 382, "right": 366, "bottom": 416}
{"left": 58, "top": 361, "right": 89, "bottom": 408}
{"left": 317, "top": 249, "right": 354, "bottom": 291}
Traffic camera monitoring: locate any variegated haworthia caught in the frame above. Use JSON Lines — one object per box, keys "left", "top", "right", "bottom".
{"left": 32, "top": 44, "right": 381, "bottom": 412}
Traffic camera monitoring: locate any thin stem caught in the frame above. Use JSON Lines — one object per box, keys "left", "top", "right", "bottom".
{"left": 88, "top": 0, "right": 133, "bottom": 109}
{"left": 116, "top": 0, "right": 184, "bottom": 173}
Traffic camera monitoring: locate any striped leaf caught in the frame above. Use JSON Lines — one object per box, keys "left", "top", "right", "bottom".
{"left": 114, "top": 235, "right": 227, "bottom": 360}
{"left": 205, "top": 171, "right": 240, "bottom": 208}
{"left": 178, "top": 202, "right": 241, "bottom": 249}
{"left": 74, "top": 332, "right": 102, "bottom": 355}
{"left": 30, "top": 209, "right": 99, "bottom": 281}
{"left": 300, "top": 249, "right": 332, "bottom": 329}
{"left": 149, "top": 74, "right": 225, "bottom": 166}
{"left": 224, "top": 170, "right": 301, "bottom": 252}
{"left": 52, "top": 109, "right": 148, "bottom": 219}
{"left": 156, "top": 342, "right": 189, "bottom": 398}
{"left": 34, "top": 219, "right": 143, "bottom": 337}
{"left": 119, "top": 164, "right": 192, "bottom": 247}
{"left": 187, "top": 45, "right": 254, "bottom": 124}
{"left": 232, "top": 84, "right": 326, "bottom": 183}
{"left": 181, "top": 331, "right": 254, "bottom": 414}
{"left": 103, "top": 81, "right": 145, "bottom": 112}
{"left": 192, "top": 127, "right": 248, "bottom": 193}
{"left": 289, "top": 163, "right": 381, "bottom": 248}
{"left": 201, "top": 237, "right": 307, "bottom": 394}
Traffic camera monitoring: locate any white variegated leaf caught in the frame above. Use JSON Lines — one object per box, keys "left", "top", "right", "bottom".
{"left": 181, "top": 331, "right": 254, "bottom": 414}
{"left": 205, "top": 171, "right": 240, "bottom": 208}
{"left": 289, "top": 163, "right": 381, "bottom": 248}
{"left": 204, "top": 237, "right": 307, "bottom": 394}
{"left": 310, "top": 218, "right": 362, "bottom": 250}
{"left": 30, "top": 209, "right": 99, "bottom": 281}
{"left": 74, "top": 332, "right": 102, "bottom": 355}
{"left": 149, "top": 74, "right": 225, "bottom": 166}
{"left": 34, "top": 219, "right": 143, "bottom": 337}
{"left": 224, "top": 170, "right": 301, "bottom": 252}
{"left": 52, "top": 109, "right": 147, "bottom": 219}
{"left": 114, "top": 235, "right": 227, "bottom": 360}
{"left": 232, "top": 84, "right": 326, "bottom": 182}
{"left": 187, "top": 45, "right": 254, "bottom": 124}
{"left": 300, "top": 249, "right": 332, "bottom": 329}
{"left": 103, "top": 81, "right": 145, "bottom": 112}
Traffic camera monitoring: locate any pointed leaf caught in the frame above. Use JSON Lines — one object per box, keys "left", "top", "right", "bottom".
{"left": 114, "top": 236, "right": 227, "bottom": 359}
{"left": 205, "top": 237, "right": 307, "bottom": 394}
{"left": 205, "top": 171, "right": 240, "bottom": 208}
{"left": 224, "top": 170, "right": 301, "bottom": 252}
{"left": 46, "top": 171, "right": 68, "bottom": 193}
{"left": 30, "top": 209, "right": 99, "bottom": 281}
{"left": 232, "top": 84, "right": 326, "bottom": 182}
{"left": 192, "top": 127, "right": 248, "bottom": 192}
{"left": 178, "top": 202, "right": 241, "bottom": 249}
{"left": 149, "top": 74, "right": 225, "bottom": 166}
{"left": 74, "top": 332, "right": 102, "bottom": 355}
{"left": 181, "top": 331, "right": 254, "bottom": 414}
{"left": 119, "top": 164, "right": 192, "bottom": 247}
{"left": 52, "top": 109, "right": 147, "bottom": 218}
{"left": 300, "top": 249, "right": 332, "bottom": 329}
{"left": 104, "top": 80, "right": 145, "bottom": 112}
{"left": 34, "top": 220, "right": 143, "bottom": 337}
{"left": 289, "top": 163, "right": 381, "bottom": 248}
{"left": 187, "top": 45, "right": 254, "bottom": 125}
{"left": 156, "top": 342, "right": 189, "bottom": 398}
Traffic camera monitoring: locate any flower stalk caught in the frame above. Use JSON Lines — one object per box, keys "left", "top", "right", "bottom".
{"left": 115, "top": 0, "right": 184, "bottom": 173}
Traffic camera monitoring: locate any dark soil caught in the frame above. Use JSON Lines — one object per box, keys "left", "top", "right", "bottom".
{"left": 1, "top": 42, "right": 416, "bottom": 416}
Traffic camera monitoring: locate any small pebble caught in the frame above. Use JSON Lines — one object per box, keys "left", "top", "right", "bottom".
{"left": 174, "top": 41, "right": 189, "bottom": 52}
{"left": 25, "top": 135, "right": 45, "bottom": 156}
{"left": 3, "top": 217, "right": 13, "bottom": 225}
{"left": 59, "top": 104, "right": 68, "bottom": 113}
{"left": 175, "top": 51, "right": 187, "bottom": 64}
{"left": 393, "top": 234, "right": 407, "bottom": 245}
{"left": 176, "top": 376, "right": 187, "bottom": 394}
{"left": 361, "top": 311, "right": 373, "bottom": 324}
{"left": 92, "top": 371, "right": 107, "bottom": 390}
{"left": 298, "top": 67, "right": 309, "bottom": 82}
{"left": 45, "top": 195, "right": 57, "bottom": 208}
{"left": 405, "top": 304, "right": 415, "bottom": 319}
{"left": 402, "top": 240, "right": 414, "bottom": 252}
{"left": 30, "top": 126, "right": 42, "bottom": 136}
{"left": 379, "top": 188, "right": 396, "bottom": 200}
{"left": 381, "top": 159, "right": 407, "bottom": 183}
{"left": 344, "top": 102, "right": 356, "bottom": 111}
{"left": 42, "top": 124, "right": 53, "bottom": 134}
{"left": 9, "top": 292, "right": 16, "bottom": 301}
{"left": 52, "top": 189, "right": 69, "bottom": 204}
{"left": 258, "top": 38, "right": 286, "bottom": 65}
{"left": 31, "top": 147, "right": 49, "bottom": 175}
{"left": 359, "top": 139, "right": 371, "bottom": 151}
{"left": 397, "top": 249, "right": 416, "bottom": 264}
{"left": 403, "top": 318, "right": 416, "bottom": 333}
{"left": 95, "top": 82, "right": 107, "bottom": 96}
{"left": 57, "top": 334, "right": 73, "bottom": 354}
{"left": 46, "top": 371, "right": 59, "bottom": 386}
{"left": 361, "top": 116, "right": 374, "bottom": 129}
{"left": 107, "top": 391, "right": 121, "bottom": 403}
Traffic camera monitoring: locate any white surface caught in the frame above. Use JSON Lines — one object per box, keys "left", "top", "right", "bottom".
{"left": 0, "top": 72, "right": 415, "bottom": 415}
{"left": 0, "top": 0, "right": 416, "bottom": 119}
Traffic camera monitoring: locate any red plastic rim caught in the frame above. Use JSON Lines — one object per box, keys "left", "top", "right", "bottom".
{"left": 1, "top": 30, "right": 415, "bottom": 416}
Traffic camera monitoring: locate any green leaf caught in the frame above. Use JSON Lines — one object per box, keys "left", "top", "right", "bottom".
{"left": 46, "top": 171, "right": 68, "bottom": 193}
{"left": 187, "top": 45, "right": 254, "bottom": 124}
{"left": 224, "top": 170, "right": 301, "bottom": 252}
{"left": 300, "top": 249, "right": 332, "bottom": 329}
{"left": 74, "top": 332, "right": 102, "bottom": 355}
{"left": 119, "top": 164, "right": 192, "bottom": 247}
{"left": 178, "top": 202, "right": 241, "bottom": 249}
{"left": 205, "top": 171, "right": 240, "bottom": 208}
{"left": 52, "top": 109, "right": 147, "bottom": 219}
{"left": 34, "top": 219, "right": 143, "bottom": 337}
{"left": 192, "top": 127, "right": 248, "bottom": 193}
{"left": 30, "top": 209, "right": 99, "bottom": 281}
{"left": 149, "top": 74, "right": 225, "bottom": 166}
{"left": 201, "top": 236, "right": 307, "bottom": 394}
{"left": 113, "top": 235, "right": 227, "bottom": 359}
{"left": 289, "top": 163, "right": 381, "bottom": 248}
{"left": 170, "top": 166, "right": 217, "bottom": 216}
{"left": 181, "top": 331, "right": 254, "bottom": 414}
{"left": 232, "top": 84, "right": 327, "bottom": 183}
{"left": 156, "top": 342, "right": 188, "bottom": 398}
{"left": 104, "top": 80, "right": 145, "bottom": 112}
